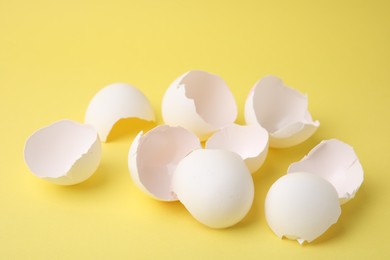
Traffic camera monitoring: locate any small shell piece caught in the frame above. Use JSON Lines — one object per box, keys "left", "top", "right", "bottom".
{"left": 172, "top": 149, "right": 254, "bottom": 228}
{"left": 205, "top": 124, "right": 269, "bottom": 173}
{"left": 288, "top": 139, "right": 364, "bottom": 204}
{"left": 265, "top": 172, "right": 341, "bottom": 244}
{"left": 162, "top": 70, "right": 237, "bottom": 141}
{"left": 128, "top": 125, "right": 201, "bottom": 201}
{"left": 85, "top": 83, "right": 155, "bottom": 142}
{"left": 24, "top": 120, "right": 101, "bottom": 185}
{"left": 245, "top": 76, "right": 319, "bottom": 148}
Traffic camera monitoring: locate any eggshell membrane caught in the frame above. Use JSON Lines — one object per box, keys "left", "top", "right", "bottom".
{"left": 288, "top": 139, "right": 364, "bottom": 204}
{"left": 245, "top": 75, "right": 319, "bottom": 148}
{"left": 24, "top": 119, "right": 101, "bottom": 185}
{"left": 128, "top": 125, "right": 201, "bottom": 201}
{"left": 205, "top": 124, "right": 269, "bottom": 173}
{"left": 172, "top": 149, "right": 254, "bottom": 228}
{"left": 85, "top": 83, "right": 155, "bottom": 142}
{"left": 162, "top": 70, "right": 237, "bottom": 141}
{"left": 265, "top": 172, "right": 341, "bottom": 244}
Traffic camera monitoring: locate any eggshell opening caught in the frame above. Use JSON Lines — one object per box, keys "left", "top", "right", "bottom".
{"left": 205, "top": 124, "right": 269, "bottom": 173}
{"left": 244, "top": 76, "right": 319, "bottom": 148}
{"left": 288, "top": 139, "right": 364, "bottom": 204}
{"left": 265, "top": 172, "right": 341, "bottom": 244}
{"left": 24, "top": 119, "right": 101, "bottom": 185}
{"left": 172, "top": 149, "right": 254, "bottom": 228}
{"left": 162, "top": 70, "right": 237, "bottom": 141}
{"left": 107, "top": 117, "right": 155, "bottom": 141}
{"left": 128, "top": 125, "right": 201, "bottom": 201}
{"left": 85, "top": 83, "right": 155, "bottom": 142}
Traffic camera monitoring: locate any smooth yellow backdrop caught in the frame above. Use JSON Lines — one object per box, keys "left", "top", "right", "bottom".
{"left": 1, "top": 0, "right": 389, "bottom": 259}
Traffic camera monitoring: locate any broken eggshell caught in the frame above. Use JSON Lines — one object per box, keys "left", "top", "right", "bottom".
{"left": 245, "top": 76, "right": 319, "bottom": 148}
{"left": 265, "top": 172, "right": 341, "bottom": 244}
{"left": 205, "top": 124, "right": 269, "bottom": 173}
{"left": 24, "top": 119, "right": 102, "bottom": 185}
{"left": 172, "top": 149, "right": 254, "bottom": 228}
{"left": 161, "top": 70, "right": 237, "bottom": 141}
{"left": 288, "top": 139, "right": 364, "bottom": 204}
{"left": 85, "top": 83, "right": 155, "bottom": 142}
{"left": 128, "top": 125, "right": 201, "bottom": 201}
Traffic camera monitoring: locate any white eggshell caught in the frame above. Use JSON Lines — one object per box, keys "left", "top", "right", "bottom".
{"left": 24, "top": 119, "right": 101, "bottom": 185}
{"left": 172, "top": 149, "right": 254, "bottom": 228}
{"left": 128, "top": 125, "right": 201, "bottom": 201}
{"left": 85, "top": 83, "right": 155, "bottom": 142}
{"left": 288, "top": 139, "right": 364, "bottom": 204}
{"left": 265, "top": 172, "right": 341, "bottom": 244}
{"left": 205, "top": 124, "right": 269, "bottom": 173}
{"left": 161, "top": 70, "right": 237, "bottom": 141}
{"left": 245, "top": 76, "right": 319, "bottom": 148}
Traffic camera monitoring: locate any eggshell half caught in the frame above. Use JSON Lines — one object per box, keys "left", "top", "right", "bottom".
{"left": 24, "top": 119, "right": 102, "bottom": 185}
{"left": 161, "top": 70, "right": 237, "bottom": 141}
{"left": 265, "top": 172, "right": 341, "bottom": 244}
{"left": 288, "top": 139, "right": 364, "bottom": 204}
{"left": 172, "top": 149, "right": 254, "bottom": 228}
{"left": 128, "top": 125, "right": 201, "bottom": 201}
{"left": 245, "top": 76, "right": 319, "bottom": 148}
{"left": 205, "top": 124, "right": 269, "bottom": 173}
{"left": 85, "top": 83, "right": 155, "bottom": 142}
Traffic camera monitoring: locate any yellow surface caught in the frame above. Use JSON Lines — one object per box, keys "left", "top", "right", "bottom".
{"left": 1, "top": 0, "right": 389, "bottom": 259}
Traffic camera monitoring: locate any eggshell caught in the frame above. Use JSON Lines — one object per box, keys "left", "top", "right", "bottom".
{"left": 172, "top": 149, "right": 254, "bottom": 228}
{"left": 161, "top": 70, "right": 237, "bottom": 141}
{"left": 24, "top": 119, "right": 101, "bottom": 185}
{"left": 205, "top": 124, "right": 269, "bottom": 173}
{"left": 128, "top": 125, "right": 201, "bottom": 201}
{"left": 265, "top": 172, "right": 341, "bottom": 244}
{"left": 245, "top": 76, "right": 319, "bottom": 148}
{"left": 288, "top": 139, "right": 364, "bottom": 204}
{"left": 85, "top": 83, "right": 155, "bottom": 142}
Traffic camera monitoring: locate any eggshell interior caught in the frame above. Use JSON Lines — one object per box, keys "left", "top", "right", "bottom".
{"left": 288, "top": 139, "right": 364, "bottom": 204}
{"left": 128, "top": 125, "right": 201, "bottom": 201}
{"left": 265, "top": 172, "right": 341, "bottom": 244}
{"left": 85, "top": 83, "right": 155, "bottom": 142}
{"left": 162, "top": 70, "right": 237, "bottom": 141}
{"left": 24, "top": 119, "right": 101, "bottom": 185}
{"left": 205, "top": 124, "right": 269, "bottom": 173}
{"left": 172, "top": 149, "right": 254, "bottom": 228}
{"left": 245, "top": 75, "right": 319, "bottom": 148}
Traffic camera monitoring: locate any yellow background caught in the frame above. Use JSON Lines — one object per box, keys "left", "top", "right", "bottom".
{"left": 1, "top": 0, "right": 389, "bottom": 259}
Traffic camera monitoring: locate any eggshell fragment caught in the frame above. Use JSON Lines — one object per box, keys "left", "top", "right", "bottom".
{"left": 172, "top": 149, "right": 254, "bottom": 228}
{"left": 128, "top": 125, "right": 201, "bottom": 201}
{"left": 245, "top": 76, "right": 319, "bottom": 148}
{"left": 24, "top": 120, "right": 101, "bottom": 185}
{"left": 162, "top": 70, "right": 237, "bottom": 141}
{"left": 205, "top": 124, "right": 269, "bottom": 173}
{"left": 85, "top": 83, "right": 155, "bottom": 142}
{"left": 288, "top": 139, "right": 364, "bottom": 204}
{"left": 265, "top": 172, "right": 341, "bottom": 244}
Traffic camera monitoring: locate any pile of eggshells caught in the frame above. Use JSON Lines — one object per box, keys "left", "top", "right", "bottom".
{"left": 24, "top": 70, "right": 364, "bottom": 244}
